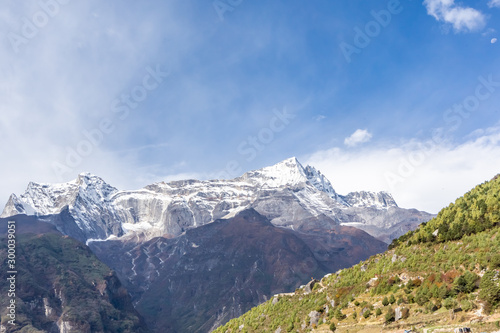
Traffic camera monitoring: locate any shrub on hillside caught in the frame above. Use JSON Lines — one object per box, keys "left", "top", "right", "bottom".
{"left": 385, "top": 307, "right": 395, "bottom": 324}
{"left": 479, "top": 271, "right": 500, "bottom": 308}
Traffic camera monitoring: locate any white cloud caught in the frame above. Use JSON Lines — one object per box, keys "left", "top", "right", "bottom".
{"left": 492, "top": 37, "right": 498, "bottom": 43}
{"left": 344, "top": 129, "right": 373, "bottom": 147}
{"left": 0, "top": 1, "right": 199, "bottom": 209}
{"left": 306, "top": 126, "right": 500, "bottom": 213}
{"left": 482, "top": 28, "right": 496, "bottom": 36}
{"left": 488, "top": 0, "right": 500, "bottom": 8}
{"left": 423, "top": 0, "right": 486, "bottom": 32}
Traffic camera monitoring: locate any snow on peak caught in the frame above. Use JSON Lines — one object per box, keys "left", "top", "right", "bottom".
{"left": 19, "top": 179, "right": 79, "bottom": 216}
{"left": 302, "top": 165, "right": 337, "bottom": 197}
{"left": 237, "top": 157, "right": 345, "bottom": 204}
{"left": 0, "top": 194, "right": 30, "bottom": 217}
{"left": 75, "top": 172, "right": 118, "bottom": 200}
{"left": 239, "top": 157, "right": 308, "bottom": 188}
{"left": 239, "top": 157, "right": 394, "bottom": 209}
{"left": 341, "top": 191, "right": 397, "bottom": 209}
{"left": 4, "top": 173, "right": 117, "bottom": 217}
{"left": 0, "top": 159, "right": 401, "bottom": 244}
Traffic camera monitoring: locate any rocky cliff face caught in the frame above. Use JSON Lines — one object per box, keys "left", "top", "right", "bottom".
{"left": 1, "top": 157, "right": 432, "bottom": 244}
{"left": 0, "top": 215, "right": 149, "bottom": 333}
{"left": 89, "top": 209, "right": 387, "bottom": 333}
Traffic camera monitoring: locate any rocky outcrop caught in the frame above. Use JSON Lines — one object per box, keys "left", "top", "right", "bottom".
{"left": 0, "top": 218, "right": 150, "bottom": 333}
{"left": 308, "top": 311, "right": 320, "bottom": 326}
{"left": 304, "top": 279, "right": 319, "bottom": 294}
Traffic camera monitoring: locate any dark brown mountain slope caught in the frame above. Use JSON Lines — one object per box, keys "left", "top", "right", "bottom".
{"left": 0, "top": 215, "right": 150, "bottom": 333}
{"left": 90, "top": 208, "right": 387, "bottom": 332}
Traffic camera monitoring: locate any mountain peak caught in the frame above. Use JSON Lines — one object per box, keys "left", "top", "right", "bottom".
{"left": 77, "top": 171, "right": 101, "bottom": 181}
{"left": 236, "top": 157, "right": 346, "bottom": 205}
{"left": 75, "top": 172, "right": 117, "bottom": 195}
{"left": 239, "top": 157, "right": 308, "bottom": 188}
{"left": 2, "top": 173, "right": 117, "bottom": 219}
{"left": 0, "top": 194, "right": 25, "bottom": 217}
{"left": 276, "top": 156, "right": 302, "bottom": 167}
{"left": 342, "top": 191, "right": 398, "bottom": 209}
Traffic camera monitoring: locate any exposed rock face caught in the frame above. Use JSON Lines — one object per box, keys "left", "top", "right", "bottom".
{"left": 0, "top": 216, "right": 150, "bottom": 333}
{"left": 89, "top": 209, "right": 387, "bottom": 333}
{"left": 1, "top": 173, "right": 123, "bottom": 241}
{"left": 308, "top": 311, "right": 320, "bottom": 326}
{"left": 395, "top": 307, "right": 403, "bottom": 321}
{"left": 58, "top": 321, "right": 74, "bottom": 333}
{"left": 304, "top": 279, "right": 319, "bottom": 294}
{"left": 341, "top": 191, "right": 397, "bottom": 209}
{"left": 1, "top": 157, "right": 433, "bottom": 244}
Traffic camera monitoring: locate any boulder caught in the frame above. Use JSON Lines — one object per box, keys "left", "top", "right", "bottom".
{"left": 304, "top": 279, "right": 319, "bottom": 294}
{"left": 308, "top": 311, "right": 320, "bottom": 326}
{"left": 395, "top": 307, "right": 402, "bottom": 321}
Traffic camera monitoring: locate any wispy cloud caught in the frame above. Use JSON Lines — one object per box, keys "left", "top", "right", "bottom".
{"left": 488, "top": 0, "right": 500, "bottom": 8}
{"left": 1, "top": 1, "right": 499, "bottom": 216}
{"left": 423, "top": 0, "right": 486, "bottom": 32}
{"left": 306, "top": 125, "right": 500, "bottom": 213}
{"left": 344, "top": 129, "right": 373, "bottom": 147}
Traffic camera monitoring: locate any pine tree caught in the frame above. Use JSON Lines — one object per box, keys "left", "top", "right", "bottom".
{"left": 479, "top": 271, "right": 500, "bottom": 307}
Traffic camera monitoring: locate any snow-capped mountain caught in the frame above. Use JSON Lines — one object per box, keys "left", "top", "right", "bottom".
{"left": 0, "top": 157, "right": 434, "bottom": 333}
{"left": 341, "top": 190, "right": 397, "bottom": 209}
{"left": 238, "top": 157, "right": 347, "bottom": 204}
{"left": 2, "top": 173, "right": 124, "bottom": 241}
{"left": 1, "top": 157, "right": 428, "bottom": 243}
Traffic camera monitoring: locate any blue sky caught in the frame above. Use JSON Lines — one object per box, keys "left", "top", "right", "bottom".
{"left": 0, "top": 0, "right": 499, "bottom": 213}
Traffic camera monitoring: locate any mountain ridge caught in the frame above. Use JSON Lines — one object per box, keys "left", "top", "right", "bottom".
{"left": 1, "top": 157, "right": 428, "bottom": 244}
{"left": 0, "top": 157, "right": 434, "bottom": 332}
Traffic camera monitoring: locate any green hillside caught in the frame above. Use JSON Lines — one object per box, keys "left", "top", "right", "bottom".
{"left": 214, "top": 175, "right": 500, "bottom": 333}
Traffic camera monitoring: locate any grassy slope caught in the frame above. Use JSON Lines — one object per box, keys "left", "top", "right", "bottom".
{"left": 215, "top": 176, "right": 500, "bottom": 333}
